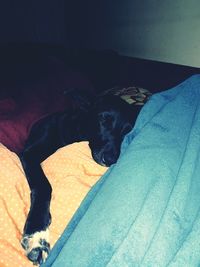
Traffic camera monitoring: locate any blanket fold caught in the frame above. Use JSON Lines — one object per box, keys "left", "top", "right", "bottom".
{"left": 43, "top": 75, "right": 200, "bottom": 267}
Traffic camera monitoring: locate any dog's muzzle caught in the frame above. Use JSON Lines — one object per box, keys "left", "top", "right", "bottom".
{"left": 91, "top": 149, "right": 118, "bottom": 167}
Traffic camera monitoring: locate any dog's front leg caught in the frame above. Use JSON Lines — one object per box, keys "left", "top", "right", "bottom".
{"left": 20, "top": 151, "right": 52, "bottom": 265}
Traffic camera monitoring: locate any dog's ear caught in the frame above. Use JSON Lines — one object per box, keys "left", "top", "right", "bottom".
{"left": 127, "top": 102, "right": 142, "bottom": 119}
{"left": 64, "top": 88, "right": 96, "bottom": 112}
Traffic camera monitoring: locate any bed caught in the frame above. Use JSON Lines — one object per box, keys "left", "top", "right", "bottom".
{"left": 1, "top": 46, "right": 200, "bottom": 267}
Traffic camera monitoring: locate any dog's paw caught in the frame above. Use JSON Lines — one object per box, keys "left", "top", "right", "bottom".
{"left": 21, "top": 229, "right": 50, "bottom": 265}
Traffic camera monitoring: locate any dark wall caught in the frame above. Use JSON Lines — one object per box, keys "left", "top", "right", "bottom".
{"left": 65, "top": 0, "right": 123, "bottom": 49}
{"left": 65, "top": 0, "right": 200, "bottom": 67}
{"left": 0, "top": 0, "right": 65, "bottom": 44}
{"left": 1, "top": 1, "right": 200, "bottom": 67}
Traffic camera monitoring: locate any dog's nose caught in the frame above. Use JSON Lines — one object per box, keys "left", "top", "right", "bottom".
{"left": 101, "top": 153, "right": 117, "bottom": 167}
{"left": 101, "top": 155, "right": 106, "bottom": 165}
{"left": 91, "top": 148, "right": 118, "bottom": 167}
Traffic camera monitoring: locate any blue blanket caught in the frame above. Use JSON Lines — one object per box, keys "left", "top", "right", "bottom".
{"left": 43, "top": 75, "right": 200, "bottom": 267}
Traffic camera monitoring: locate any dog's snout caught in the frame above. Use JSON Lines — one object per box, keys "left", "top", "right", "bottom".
{"left": 101, "top": 154, "right": 106, "bottom": 165}
{"left": 102, "top": 153, "right": 117, "bottom": 166}
{"left": 91, "top": 148, "right": 118, "bottom": 167}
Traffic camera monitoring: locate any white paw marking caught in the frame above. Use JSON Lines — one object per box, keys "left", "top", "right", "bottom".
{"left": 21, "top": 229, "right": 50, "bottom": 264}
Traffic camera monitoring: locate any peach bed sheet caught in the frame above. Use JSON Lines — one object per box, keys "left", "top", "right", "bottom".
{"left": 0, "top": 142, "right": 107, "bottom": 267}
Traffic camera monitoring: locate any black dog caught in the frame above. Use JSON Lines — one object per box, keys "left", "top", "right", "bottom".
{"left": 20, "top": 91, "right": 141, "bottom": 265}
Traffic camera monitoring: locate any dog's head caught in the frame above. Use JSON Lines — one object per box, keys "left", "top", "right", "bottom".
{"left": 65, "top": 87, "right": 142, "bottom": 167}
{"left": 86, "top": 95, "right": 141, "bottom": 167}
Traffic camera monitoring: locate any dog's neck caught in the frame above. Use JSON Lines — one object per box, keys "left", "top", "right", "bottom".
{"left": 59, "top": 110, "right": 89, "bottom": 146}
{"left": 76, "top": 111, "right": 90, "bottom": 140}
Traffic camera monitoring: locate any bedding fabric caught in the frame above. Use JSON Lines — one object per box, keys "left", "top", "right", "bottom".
{"left": 43, "top": 75, "right": 200, "bottom": 267}
{"left": 0, "top": 142, "right": 107, "bottom": 267}
{"left": 0, "top": 67, "right": 93, "bottom": 154}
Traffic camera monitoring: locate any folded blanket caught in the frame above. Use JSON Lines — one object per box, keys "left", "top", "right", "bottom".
{"left": 43, "top": 75, "right": 200, "bottom": 267}
{"left": 0, "top": 142, "right": 107, "bottom": 267}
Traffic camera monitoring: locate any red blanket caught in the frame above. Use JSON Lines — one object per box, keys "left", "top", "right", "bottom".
{"left": 0, "top": 68, "right": 93, "bottom": 154}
